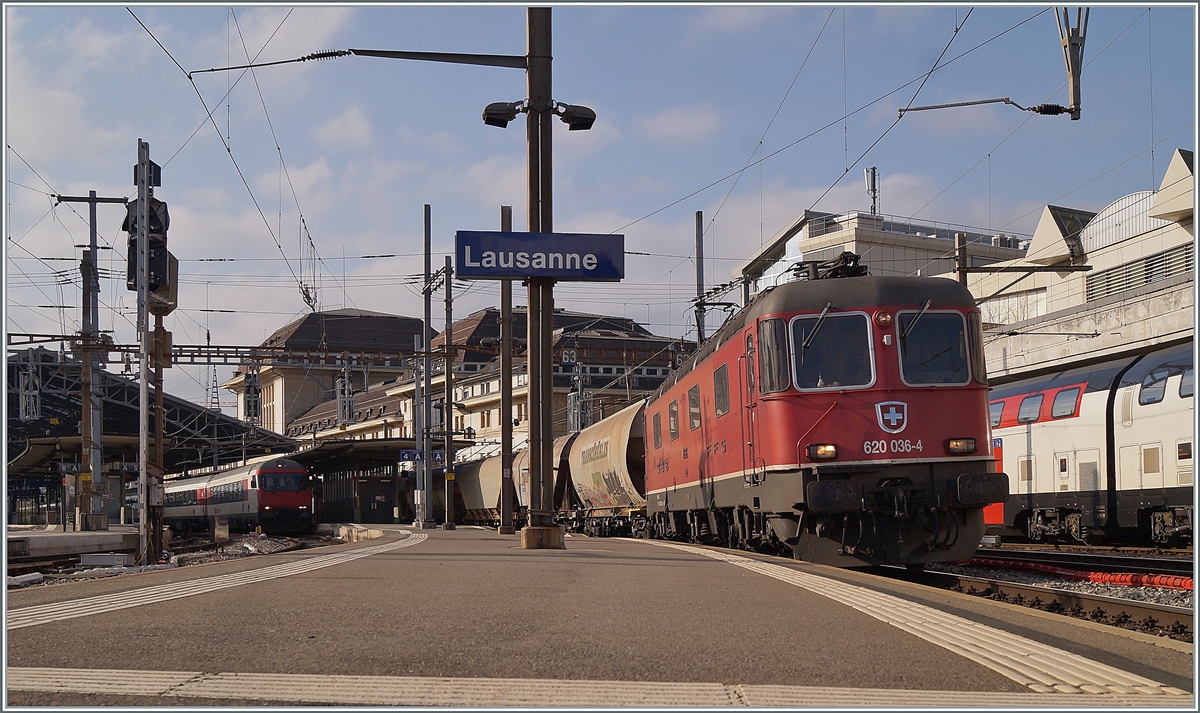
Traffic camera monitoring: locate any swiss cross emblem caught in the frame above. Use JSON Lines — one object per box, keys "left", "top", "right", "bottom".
{"left": 875, "top": 401, "right": 908, "bottom": 434}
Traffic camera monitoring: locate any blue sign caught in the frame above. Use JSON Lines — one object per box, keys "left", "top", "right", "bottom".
{"left": 398, "top": 450, "right": 445, "bottom": 463}
{"left": 455, "top": 231, "right": 624, "bottom": 281}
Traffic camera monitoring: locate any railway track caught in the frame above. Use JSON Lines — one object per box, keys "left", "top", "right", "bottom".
{"left": 910, "top": 568, "right": 1193, "bottom": 641}
{"left": 974, "top": 546, "right": 1195, "bottom": 577}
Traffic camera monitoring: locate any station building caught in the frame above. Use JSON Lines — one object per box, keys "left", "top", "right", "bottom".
{"left": 969, "top": 148, "right": 1193, "bottom": 382}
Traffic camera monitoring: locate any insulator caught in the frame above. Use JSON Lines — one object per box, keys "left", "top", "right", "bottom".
{"left": 300, "top": 49, "right": 350, "bottom": 62}
{"left": 1029, "top": 103, "right": 1067, "bottom": 116}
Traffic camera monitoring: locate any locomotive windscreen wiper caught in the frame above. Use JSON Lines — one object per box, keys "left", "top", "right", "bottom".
{"left": 802, "top": 303, "right": 834, "bottom": 349}
{"left": 900, "top": 299, "right": 933, "bottom": 339}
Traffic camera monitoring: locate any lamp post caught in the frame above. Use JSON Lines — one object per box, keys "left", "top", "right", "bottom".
{"left": 480, "top": 7, "right": 594, "bottom": 549}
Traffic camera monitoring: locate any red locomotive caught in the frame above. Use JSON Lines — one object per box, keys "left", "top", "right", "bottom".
{"left": 638, "top": 255, "right": 1006, "bottom": 566}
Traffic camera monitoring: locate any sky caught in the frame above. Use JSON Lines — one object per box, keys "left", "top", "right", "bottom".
{"left": 4, "top": 3, "right": 1196, "bottom": 413}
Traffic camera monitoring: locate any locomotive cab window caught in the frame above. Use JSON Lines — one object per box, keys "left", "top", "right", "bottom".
{"left": 713, "top": 364, "right": 730, "bottom": 417}
{"left": 1050, "top": 388, "right": 1080, "bottom": 418}
{"left": 1017, "top": 394, "right": 1043, "bottom": 423}
{"left": 688, "top": 385, "right": 702, "bottom": 430}
{"left": 668, "top": 401, "right": 679, "bottom": 440}
{"left": 790, "top": 312, "right": 872, "bottom": 389}
{"left": 261, "top": 473, "right": 306, "bottom": 491}
{"left": 897, "top": 310, "right": 971, "bottom": 385}
{"left": 988, "top": 401, "right": 1004, "bottom": 428}
{"left": 1181, "top": 367, "right": 1194, "bottom": 398}
{"left": 652, "top": 413, "right": 662, "bottom": 449}
{"left": 758, "top": 318, "right": 790, "bottom": 393}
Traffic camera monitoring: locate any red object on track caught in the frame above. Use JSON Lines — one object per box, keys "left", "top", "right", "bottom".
{"left": 967, "top": 557, "right": 1194, "bottom": 592}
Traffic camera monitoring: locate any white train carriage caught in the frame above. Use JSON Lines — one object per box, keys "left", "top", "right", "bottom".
{"left": 988, "top": 341, "right": 1193, "bottom": 544}
{"left": 163, "top": 456, "right": 313, "bottom": 535}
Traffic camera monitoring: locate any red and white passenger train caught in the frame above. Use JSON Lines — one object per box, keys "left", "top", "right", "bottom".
{"left": 163, "top": 456, "right": 315, "bottom": 535}
{"left": 986, "top": 341, "right": 1192, "bottom": 545}
{"left": 455, "top": 254, "right": 1008, "bottom": 567}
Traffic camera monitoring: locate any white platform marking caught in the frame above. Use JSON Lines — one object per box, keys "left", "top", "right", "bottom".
{"left": 6, "top": 533, "right": 426, "bottom": 631}
{"left": 633, "top": 539, "right": 1190, "bottom": 697}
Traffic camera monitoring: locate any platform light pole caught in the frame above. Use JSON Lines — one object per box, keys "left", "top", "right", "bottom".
{"left": 349, "top": 8, "right": 593, "bottom": 548}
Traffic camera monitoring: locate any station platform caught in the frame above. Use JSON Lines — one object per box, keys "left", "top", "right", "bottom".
{"left": 5, "top": 522, "right": 379, "bottom": 562}
{"left": 5, "top": 526, "right": 1194, "bottom": 707}
{"left": 6, "top": 523, "right": 140, "bottom": 560}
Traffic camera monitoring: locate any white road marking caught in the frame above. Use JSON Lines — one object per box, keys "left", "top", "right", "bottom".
{"left": 632, "top": 539, "right": 1190, "bottom": 697}
{"left": 6, "top": 533, "right": 427, "bottom": 631}
{"left": 4, "top": 667, "right": 1192, "bottom": 706}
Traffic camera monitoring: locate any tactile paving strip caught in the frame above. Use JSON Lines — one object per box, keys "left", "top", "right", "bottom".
{"left": 634, "top": 539, "right": 1191, "bottom": 697}
{"left": 6, "top": 532, "right": 427, "bottom": 630}
{"left": 5, "top": 668, "right": 1193, "bottom": 707}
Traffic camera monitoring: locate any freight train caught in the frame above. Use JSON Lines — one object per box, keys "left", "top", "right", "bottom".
{"left": 163, "top": 456, "right": 316, "bottom": 535}
{"left": 453, "top": 254, "right": 1008, "bottom": 567}
{"left": 986, "top": 340, "right": 1193, "bottom": 545}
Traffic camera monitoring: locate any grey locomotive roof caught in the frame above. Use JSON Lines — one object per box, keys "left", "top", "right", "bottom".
{"left": 655, "top": 275, "right": 976, "bottom": 397}
{"left": 748, "top": 275, "right": 976, "bottom": 318}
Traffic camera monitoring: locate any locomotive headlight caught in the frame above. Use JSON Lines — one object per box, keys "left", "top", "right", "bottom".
{"left": 946, "top": 438, "right": 977, "bottom": 454}
{"left": 807, "top": 443, "right": 838, "bottom": 460}
{"left": 873, "top": 310, "right": 893, "bottom": 328}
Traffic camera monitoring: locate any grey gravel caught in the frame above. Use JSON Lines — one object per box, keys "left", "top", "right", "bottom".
{"left": 928, "top": 562, "right": 1194, "bottom": 609}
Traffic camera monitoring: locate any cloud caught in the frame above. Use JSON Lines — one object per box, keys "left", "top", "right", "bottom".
{"left": 4, "top": 44, "right": 124, "bottom": 166}
{"left": 194, "top": 7, "right": 355, "bottom": 68}
{"left": 632, "top": 105, "right": 720, "bottom": 145}
{"left": 688, "top": 7, "right": 794, "bottom": 36}
{"left": 310, "top": 106, "right": 375, "bottom": 149}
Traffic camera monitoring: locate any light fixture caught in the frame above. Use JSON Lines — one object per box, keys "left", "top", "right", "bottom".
{"left": 946, "top": 438, "right": 977, "bottom": 454}
{"left": 807, "top": 443, "right": 838, "bottom": 461}
{"left": 553, "top": 102, "right": 596, "bottom": 131}
{"left": 482, "top": 101, "right": 525, "bottom": 128}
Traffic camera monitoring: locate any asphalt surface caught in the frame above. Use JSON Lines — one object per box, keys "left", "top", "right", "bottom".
{"left": 6, "top": 526, "right": 1194, "bottom": 706}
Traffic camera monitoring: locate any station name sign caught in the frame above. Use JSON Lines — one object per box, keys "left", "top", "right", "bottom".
{"left": 455, "top": 231, "right": 624, "bottom": 281}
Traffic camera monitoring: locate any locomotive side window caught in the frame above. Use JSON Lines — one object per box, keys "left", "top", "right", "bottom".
{"left": 688, "top": 385, "right": 702, "bottom": 430}
{"left": 897, "top": 311, "right": 970, "bottom": 385}
{"left": 1181, "top": 367, "right": 1194, "bottom": 398}
{"left": 989, "top": 401, "right": 1004, "bottom": 427}
{"left": 713, "top": 364, "right": 730, "bottom": 417}
{"left": 668, "top": 401, "right": 680, "bottom": 440}
{"left": 1050, "top": 388, "right": 1080, "bottom": 418}
{"left": 790, "top": 313, "right": 872, "bottom": 389}
{"left": 745, "top": 334, "right": 756, "bottom": 394}
{"left": 1017, "top": 394, "right": 1043, "bottom": 423}
{"left": 1139, "top": 367, "right": 1169, "bottom": 405}
{"left": 757, "top": 318, "right": 791, "bottom": 393}
{"left": 652, "top": 413, "right": 662, "bottom": 449}
{"left": 968, "top": 312, "right": 988, "bottom": 384}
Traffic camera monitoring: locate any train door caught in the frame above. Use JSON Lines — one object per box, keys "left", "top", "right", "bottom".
{"left": 1139, "top": 443, "right": 1164, "bottom": 489}
{"left": 739, "top": 329, "right": 763, "bottom": 485}
{"left": 1018, "top": 454, "right": 1036, "bottom": 503}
